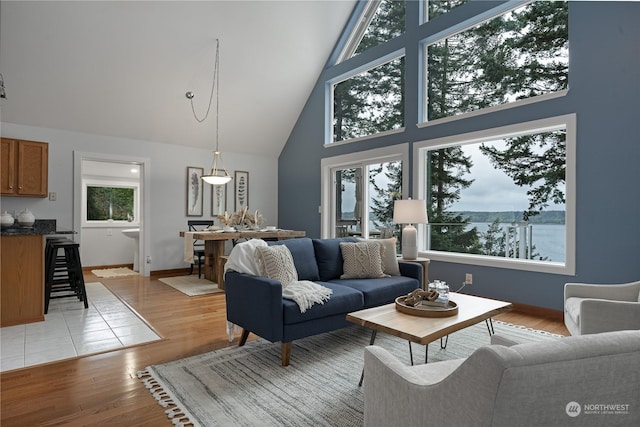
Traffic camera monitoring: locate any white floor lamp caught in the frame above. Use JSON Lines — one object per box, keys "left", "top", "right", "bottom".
{"left": 393, "top": 198, "right": 428, "bottom": 260}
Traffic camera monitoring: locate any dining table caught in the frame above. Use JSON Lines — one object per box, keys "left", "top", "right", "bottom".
{"left": 179, "top": 229, "right": 306, "bottom": 287}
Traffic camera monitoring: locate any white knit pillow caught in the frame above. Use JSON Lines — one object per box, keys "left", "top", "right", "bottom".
{"left": 339, "top": 241, "right": 388, "bottom": 279}
{"left": 357, "top": 237, "right": 400, "bottom": 276}
{"left": 254, "top": 245, "right": 298, "bottom": 287}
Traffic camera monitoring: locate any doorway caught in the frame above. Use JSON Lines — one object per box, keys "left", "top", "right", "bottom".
{"left": 73, "top": 152, "right": 151, "bottom": 276}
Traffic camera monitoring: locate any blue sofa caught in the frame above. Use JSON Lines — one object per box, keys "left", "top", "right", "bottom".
{"left": 225, "top": 237, "right": 422, "bottom": 366}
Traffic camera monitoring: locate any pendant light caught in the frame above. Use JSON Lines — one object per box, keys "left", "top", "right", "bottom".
{"left": 186, "top": 39, "right": 232, "bottom": 185}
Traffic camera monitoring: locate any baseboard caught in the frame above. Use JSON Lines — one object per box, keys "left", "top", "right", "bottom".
{"left": 150, "top": 268, "right": 191, "bottom": 278}
{"left": 84, "top": 266, "right": 193, "bottom": 278}
{"left": 464, "top": 292, "right": 564, "bottom": 322}
{"left": 510, "top": 301, "right": 564, "bottom": 322}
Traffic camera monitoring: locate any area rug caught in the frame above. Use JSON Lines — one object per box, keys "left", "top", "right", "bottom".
{"left": 158, "top": 275, "right": 224, "bottom": 296}
{"left": 91, "top": 267, "right": 138, "bottom": 278}
{"left": 138, "top": 321, "right": 560, "bottom": 427}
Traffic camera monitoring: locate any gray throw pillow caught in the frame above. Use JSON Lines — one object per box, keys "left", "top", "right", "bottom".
{"left": 339, "top": 241, "right": 388, "bottom": 279}
{"left": 357, "top": 237, "right": 400, "bottom": 276}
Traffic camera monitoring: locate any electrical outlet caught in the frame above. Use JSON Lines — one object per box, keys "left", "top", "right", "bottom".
{"left": 465, "top": 273, "right": 473, "bottom": 285}
{"left": 146, "top": 256, "right": 152, "bottom": 264}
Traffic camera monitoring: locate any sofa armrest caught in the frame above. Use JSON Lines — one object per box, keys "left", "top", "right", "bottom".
{"left": 225, "top": 271, "right": 284, "bottom": 342}
{"left": 490, "top": 334, "right": 519, "bottom": 347}
{"left": 363, "top": 346, "right": 467, "bottom": 427}
{"left": 579, "top": 299, "right": 640, "bottom": 334}
{"left": 398, "top": 261, "right": 422, "bottom": 284}
{"left": 565, "top": 281, "right": 640, "bottom": 302}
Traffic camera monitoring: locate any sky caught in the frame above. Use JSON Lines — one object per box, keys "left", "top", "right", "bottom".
{"left": 452, "top": 143, "right": 530, "bottom": 212}
{"left": 452, "top": 140, "right": 565, "bottom": 213}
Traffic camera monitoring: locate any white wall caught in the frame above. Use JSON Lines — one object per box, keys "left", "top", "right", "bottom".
{"left": 82, "top": 227, "right": 137, "bottom": 268}
{"left": 0, "top": 122, "right": 278, "bottom": 274}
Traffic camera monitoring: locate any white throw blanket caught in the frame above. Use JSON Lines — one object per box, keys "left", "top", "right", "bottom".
{"left": 224, "top": 238, "right": 267, "bottom": 276}
{"left": 225, "top": 239, "right": 332, "bottom": 313}
{"left": 282, "top": 280, "right": 332, "bottom": 313}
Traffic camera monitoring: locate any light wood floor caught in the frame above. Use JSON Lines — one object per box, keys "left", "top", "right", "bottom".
{"left": 1, "top": 273, "right": 568, "bottom": 426}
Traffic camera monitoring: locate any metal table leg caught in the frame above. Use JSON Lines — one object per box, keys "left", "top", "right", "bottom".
{"left": 359, "top": 330, "right": 377, "bottom": 387}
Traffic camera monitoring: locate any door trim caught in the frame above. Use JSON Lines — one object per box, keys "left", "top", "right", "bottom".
{"left": 73, "top": 151, "right": 152, "bottom": 277}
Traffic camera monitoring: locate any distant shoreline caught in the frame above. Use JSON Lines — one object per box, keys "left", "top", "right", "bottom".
{"left": 455, "top": 210, "right": 565, "bottom": 225}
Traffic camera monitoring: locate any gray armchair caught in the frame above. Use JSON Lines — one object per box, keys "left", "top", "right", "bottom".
{"left": 363, "top": 330, "right": 640, "bottom": 427}
{"left": 564, "top": 280, "right": 640, "bottom": 336}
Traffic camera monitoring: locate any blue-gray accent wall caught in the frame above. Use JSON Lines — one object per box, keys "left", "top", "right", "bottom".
{"left": 278, "top": 1, "right": 640, "bottom": 310}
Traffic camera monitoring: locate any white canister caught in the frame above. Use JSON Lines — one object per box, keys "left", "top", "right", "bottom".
{"left": 17, "top": 209, "right": 35, "bottom": 227}
{"left": 1, "top": 211, "right": 14, "bottom": 228}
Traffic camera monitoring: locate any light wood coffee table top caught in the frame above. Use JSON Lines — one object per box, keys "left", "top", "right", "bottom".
{"left": 346, "top": 292, "right": 513, "bottom": 346}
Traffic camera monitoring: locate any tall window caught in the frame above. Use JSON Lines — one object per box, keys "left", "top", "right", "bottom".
{"left": 332, "top": 55, "right": 405, "bottom": 143}
{"left": 415, "top": 115, "right": 575, "bottom": 274}
{"left": 334, "top": 160, "right": 402, "bottom": 239}
{"left": 423, "top": 1, "right": 568, "bottom": 123}
{"left": 321, "top": 145, "right": 409, "bottom": 241}
{"left": 354, "top": 0, "right": 405, "bottom": 55}
{"left": 336, "top": 0, "right": 405, "bottom": 63}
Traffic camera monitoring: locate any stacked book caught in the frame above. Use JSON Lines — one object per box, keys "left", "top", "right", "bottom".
{"left": 418, "top": 299, "right": 450, "bottom": 310}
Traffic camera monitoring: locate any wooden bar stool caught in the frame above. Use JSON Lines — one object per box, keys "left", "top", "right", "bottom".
{"left": 45, "top": 239, "right": 88, "bottom": 313}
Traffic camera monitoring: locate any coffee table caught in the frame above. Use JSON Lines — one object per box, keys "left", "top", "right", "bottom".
{"left": 346, "top": 292, "right": 513, "bottom": 385}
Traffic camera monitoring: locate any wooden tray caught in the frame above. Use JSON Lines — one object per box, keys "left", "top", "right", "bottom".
{"left": 395, "top": 296, "right": 458, "bottom": 317}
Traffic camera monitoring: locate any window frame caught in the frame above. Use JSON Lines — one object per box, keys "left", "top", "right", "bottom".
{"left": 417, "top": 0, "right": 568, "bottom": 126}
{"left": 413, "top": 114, "right": 576, "bottom": 275}
{"left": 321, "top": 144, "right": 410, "bottom": 238}
{"left": 325, "top": 49, "right": 406, "bottom": 146}
{"left": 333, "top": 0, "right": 383, "bottom": 64}
{"left": 82, "top": 178, "right": 140, "bottom": 228}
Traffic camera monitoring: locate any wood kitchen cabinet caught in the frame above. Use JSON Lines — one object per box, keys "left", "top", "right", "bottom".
{"left": 1, "top": 137, "right": 48, "bottom": 197}
{"left": 0, "top": 234, "right": 45, "bottom": 326}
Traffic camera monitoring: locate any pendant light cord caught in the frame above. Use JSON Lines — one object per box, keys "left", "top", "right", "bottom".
{"left": 187, "top": 39, "right": 231, "bottom": 184}
{"left": 188, "top": 39, "right": 220, "bottom": 137}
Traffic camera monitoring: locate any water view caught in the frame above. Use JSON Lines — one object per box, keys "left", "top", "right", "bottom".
{"left": 470, "top": 222, "right": 566, "bottom": 263}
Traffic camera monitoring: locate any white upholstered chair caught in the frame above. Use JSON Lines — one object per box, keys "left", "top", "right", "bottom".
{"left": 564, "top": 280, "right": 640, "bottom": 336}
{"left": 363, "top": 330, "right": 640, "bottom": 427}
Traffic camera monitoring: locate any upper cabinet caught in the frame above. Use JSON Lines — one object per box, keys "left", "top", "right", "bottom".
{"left": 1, "top": 138, "right": 49, "bottom": 197}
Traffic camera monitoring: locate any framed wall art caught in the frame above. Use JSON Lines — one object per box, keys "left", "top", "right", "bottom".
{"left": 186, "top": 166, "right": 204, "bottom": 216}
{"left": 234, "top": 171, "right": 249, "bottom": 211}
{"left": 211, "top": 183, "right": 227, "bottom": 216}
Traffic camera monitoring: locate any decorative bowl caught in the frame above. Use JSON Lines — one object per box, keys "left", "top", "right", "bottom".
{"left": 395, "top": 296, "right": 458, "bottom": 317}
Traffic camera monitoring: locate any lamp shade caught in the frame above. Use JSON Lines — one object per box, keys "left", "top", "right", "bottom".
{"left": 201, "top": 151, "right": 232, "bottom": 185}
{"left": 202, "top": 173, "right": 232, "bottom": 185}
{"left": 393, "top": 199, "right": 428, "bottom": 225}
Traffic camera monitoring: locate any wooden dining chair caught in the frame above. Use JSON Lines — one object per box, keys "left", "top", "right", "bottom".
{"left": 188, "top": 220, "right": 214, "bottom": 278}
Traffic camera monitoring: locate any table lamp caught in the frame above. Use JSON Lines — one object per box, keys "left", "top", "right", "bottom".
{"left": 393, "top": 198, "right": 428, "bottom": 260}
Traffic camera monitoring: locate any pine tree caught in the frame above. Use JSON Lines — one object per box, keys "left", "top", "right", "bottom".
{"left": 333, "top": 0, "right": 405, "bottom": 142}
{"left": 426, "top": 0, "right": 568, "bottom": 251}
{"left": 369, "top": 161, "right": 402, "bottom": 229}
{"left": 426, "top": 148, "right": 481, "bottom": 253}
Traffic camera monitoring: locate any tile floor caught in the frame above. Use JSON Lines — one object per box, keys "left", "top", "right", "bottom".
{"left": 0, "top": 282, "right": 161, "bottom": 372}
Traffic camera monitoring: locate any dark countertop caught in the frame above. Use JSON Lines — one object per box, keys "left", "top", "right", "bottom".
{"left": 1, "top": 228, "right": 76, "bottom": 236}
{"left": 0, "top": 219, "right": 75, "bottom": 236}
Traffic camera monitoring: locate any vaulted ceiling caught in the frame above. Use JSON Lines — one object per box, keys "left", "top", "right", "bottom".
{"left": 0, "top": 1, "right": 355, "bottom": 157}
